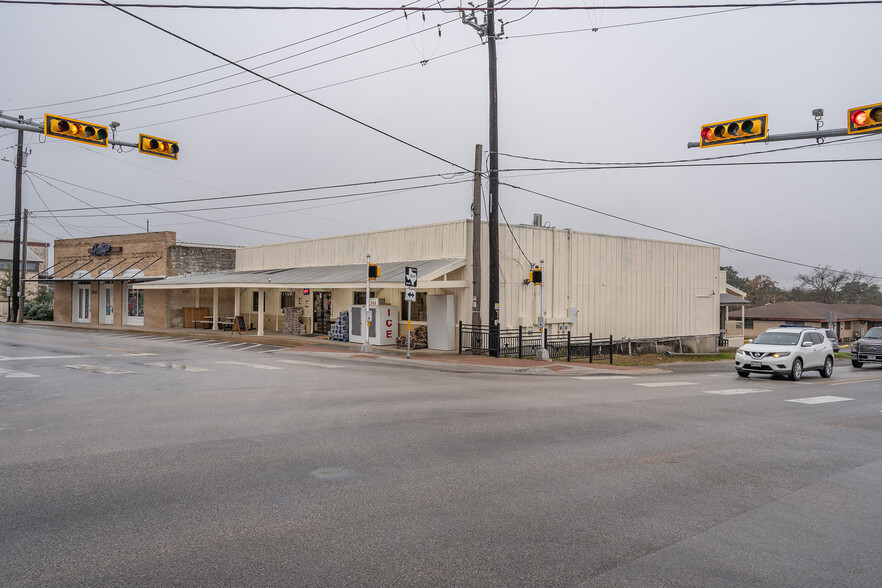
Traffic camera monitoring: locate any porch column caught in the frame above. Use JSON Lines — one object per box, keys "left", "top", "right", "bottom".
{"left": 194, "top": 288, "right": 200, "bottom": 307}
{"left": 741, "top": 307, "right": 745, "bottom": 342}
{"left": 234, "top": 287, "right": 240, "bottom": 317}
{"left": 212, "top": 288, "right": 218, "bottom": 330}
{"left": 257, "top": 289, "right": 265, "bottom": 336}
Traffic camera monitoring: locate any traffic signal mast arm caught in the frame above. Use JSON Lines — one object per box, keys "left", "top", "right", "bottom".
{"left": 687, "top": 125, "right": 881, "bottom": 148}
{"left": 1, "top": 112, "right": 150, "bottom": 150}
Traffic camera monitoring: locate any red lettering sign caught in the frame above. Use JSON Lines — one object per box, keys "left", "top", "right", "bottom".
{"left": 386, "top": 319, "right": 392, "bottom": 327}
{"left": 386, "top": 330, "right": 392, "bottom": 338}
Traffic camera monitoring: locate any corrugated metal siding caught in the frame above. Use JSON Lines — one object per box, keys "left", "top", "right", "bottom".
{"left": 236, "top": 221, "right": 469, "bottom": 270}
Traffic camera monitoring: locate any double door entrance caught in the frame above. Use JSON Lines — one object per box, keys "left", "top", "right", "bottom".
{"left": 312, "top": 291, "right": 332, "bottom": 334}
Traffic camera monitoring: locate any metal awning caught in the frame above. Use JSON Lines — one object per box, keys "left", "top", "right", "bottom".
{"left": 721, "top": 293, "right": 751, "bottom": 306}
{"left": 133, "top": 258, "right": 468, "bottom": 290}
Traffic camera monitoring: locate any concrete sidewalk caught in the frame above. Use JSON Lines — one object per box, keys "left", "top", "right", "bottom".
{"left": 12, "top": 320, "right": 670, "bottom": 376}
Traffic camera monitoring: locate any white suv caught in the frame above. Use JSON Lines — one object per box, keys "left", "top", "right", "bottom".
{"left": 735, "top": 326, "right": 834, "bottom": 381}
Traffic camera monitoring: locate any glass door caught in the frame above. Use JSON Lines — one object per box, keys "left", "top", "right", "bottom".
{"left": 102, "top": 283, "right": 114, "bottom": 324}
{"left": 75, "top": 284, "right": 90, "bottom": 323}
{"left": 312, "top": 291, "right": 332, "bottom": 334}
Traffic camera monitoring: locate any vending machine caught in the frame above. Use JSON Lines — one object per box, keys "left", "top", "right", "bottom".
{"left": 349, "top": 305, "right": 399, "bottom": 346}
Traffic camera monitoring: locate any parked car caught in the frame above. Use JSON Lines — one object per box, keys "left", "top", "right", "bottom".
{"left": 823, "top": 328, "right": 841, "bottom": 352}
{"left": 851, "top": 327, "right": 882, "bottom": 368}
{"left": 735, "top": 326, "right": 834, "bottom": 381}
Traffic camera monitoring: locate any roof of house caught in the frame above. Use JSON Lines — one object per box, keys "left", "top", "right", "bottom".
{"left": 0, "top": 242, "right": 44, "bottom": 264}
{"left": 742, "top": 301, "right": 882, "bottom": 321}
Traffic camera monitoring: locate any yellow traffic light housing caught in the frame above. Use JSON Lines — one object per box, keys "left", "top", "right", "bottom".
{"left": 139, "top": 133, "right": 179, "bottom": 160}
{"left": 368, "top": 264, "right": 380, "bottom": 280}
{"left": 530, "top": 267, "right": 543, "bottom": 285}
{"left": 700, "top": 114, "right": 768, "bottom": 147}
{"left": 847, "top": 102, "right": 882, "bottom": 134}
{"left": 44, "top": 114, "right": 108, "bottom": 147}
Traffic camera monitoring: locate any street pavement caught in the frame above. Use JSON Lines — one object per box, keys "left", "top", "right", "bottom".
{"left": 2, "top": 322, "right": 881, "bottom": 587}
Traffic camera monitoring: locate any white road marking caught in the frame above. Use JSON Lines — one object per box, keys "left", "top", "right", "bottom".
{"left": 0, "top": 355, "right": 85, "bottom": 361}
{"left": 0, "top": 367, "right": 39, "bottom": 378}
{"left": 276, "top": 359, "right": 342, "bottom": 369}
{"left": 225, "top": 343, "right": 248, "bottom": 348}
{"left": 203, "top": 342, "right": 229, "bottom": 347}
{"left": 215, "top": 361, "right": 281, "bottom": 370}
{"left": 65, "top": 364, "right": 135, "bottom": 375}
{"left": 259, "top": 348, "right": 282, "bottom": 354}
{"left": 572, "top": 375, "right": 635, "bottom": 381}
{"left": 786, "top": 395, "right": 853, "bottom": 405}
{"left": 241, "top": 345, "right": 262, "bottom": 351}
{"left": 634, "top": 381, "right": 697, "bottom": 388}
{"left": 145, "top": 362, "right": 210, "bottom": 372}
{"left": 704, "top": 389, "right": 772, "bottom": 395}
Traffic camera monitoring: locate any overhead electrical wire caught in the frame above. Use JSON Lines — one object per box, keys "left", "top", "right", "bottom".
{"left": 23, "top": 170, "right": 472, "bottom": 213}
{"left": 4, "top": 1, "right": 882, "bottom": 9}
{"left": 499, "top": 180, "right": 882, "bottom": 279}
{"left": 93, "top": 0, "right": 472, "bottom": 175}
{"left": 10, "top": 0, "right": 425, "bottom": 113}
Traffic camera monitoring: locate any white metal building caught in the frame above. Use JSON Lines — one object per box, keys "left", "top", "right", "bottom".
{"left": 137, "top": 219, "right": 722, "bottom": 349}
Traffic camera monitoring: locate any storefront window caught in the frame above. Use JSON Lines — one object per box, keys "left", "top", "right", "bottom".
{"left": 128, "top": 289, "right": 144, "bottom": 317}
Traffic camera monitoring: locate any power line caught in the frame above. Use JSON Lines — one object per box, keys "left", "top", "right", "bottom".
{"left": 23, "top": 170, "right": 471, "bottom": 213}
{"left": 10, "top": 0, "right": 424, "bottom": 113}
{"left": 4, "top": 1, "right": 882, "bottom": 9}
{"left": 94, "top": 0, "right": 472, "bottom": 175}
{"left": 23, "top": 173, "right": 76, "bottom": 238}
{"left": 499, "top": 180, "right": 882, "bottom": 280}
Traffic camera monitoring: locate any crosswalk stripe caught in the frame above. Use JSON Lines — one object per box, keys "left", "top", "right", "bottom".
{"left": 634, "top": 381, "right": 697, "bottom": 388}
{"left": 65, "top": 364, "right": 135, "bottom": 375}
{"left": 786, "top": 395, "right": 853, "bottom": 405}
{"left": 704, "top": 389, "right": 771, "bottom": 395}
{"left": 259, "top": 348, "right": 282, "bottom": 353}
{"left": 572, "top": 375, "right": 634, "bottom": 381}
{"left": 225, "top": 343, "right": 248, "bottom": 348}
{"left": 0, "top": 355, "right": 85, "bottom": 361}
{"left": 240, "top": 345, "right": 262, "bottom": 351}
{"left": 0, "top": 367, "right": 39, "bottom": 378}
{"left": 215, "top": 361, "right": 281, "bottom": 370}
{"left": 276, "top": 359, "right": 342, "bottom": 369}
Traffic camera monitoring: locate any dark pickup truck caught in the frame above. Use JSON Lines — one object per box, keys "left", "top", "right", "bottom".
{"left": 851, "top": 327, "right": 882, "bottom": 368}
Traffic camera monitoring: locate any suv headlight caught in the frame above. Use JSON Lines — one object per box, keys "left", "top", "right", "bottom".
{"left": 770, "top": 352, "right": 791, "bottom": 359}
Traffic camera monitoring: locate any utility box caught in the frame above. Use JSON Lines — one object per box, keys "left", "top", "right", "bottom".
{"left": 427, "top": 294, "right": 455, "bottom": 350}
{"left": 349, "top": 305, "right": 398, "bottom": 346}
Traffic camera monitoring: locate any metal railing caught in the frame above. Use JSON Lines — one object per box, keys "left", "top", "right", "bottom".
{"left": 458, "top": 322, "right": 613, "bottom": 364}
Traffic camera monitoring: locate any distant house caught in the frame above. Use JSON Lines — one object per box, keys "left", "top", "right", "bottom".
{"left": 0, "top": 235, "right": 49, "bottom": 319}
{"left": 738, "top": 301, "right": 882, "bottom": 341}
{"left": 721, "top": 281, "right": 750, "bottom": 346}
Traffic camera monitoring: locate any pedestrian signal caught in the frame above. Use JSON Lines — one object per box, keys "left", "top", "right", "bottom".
{"left": 700, "top": 114, "right": 768, "bottom": 147}
{"left": 368, "top": 264, "right": 380, "bottom": 280}
{"left": 530, "top": 267, "right": 543, "bottom": 285}
{"left": 139, "top": 133, "right": 179, "bottom": 160}
{"left": 44, "top": 114, "right": 108, "bottom": 147}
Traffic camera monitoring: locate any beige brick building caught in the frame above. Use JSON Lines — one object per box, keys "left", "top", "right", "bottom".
{"left": 51, "top": 232, "right": 236, "bottom": 328}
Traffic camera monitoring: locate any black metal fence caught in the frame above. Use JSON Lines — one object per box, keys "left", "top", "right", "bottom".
{"left": 458, "top": 322, "right": 613, "bottom": 364}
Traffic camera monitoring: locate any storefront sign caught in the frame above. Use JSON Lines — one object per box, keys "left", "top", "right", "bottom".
{"left": 89, "top": 242, "right": 122, "bottom": 256}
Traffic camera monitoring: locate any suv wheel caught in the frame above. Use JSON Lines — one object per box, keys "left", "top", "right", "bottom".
{"left": 820, "top": 356, "right": 833, "bottom": 378}
{"left": 790, "top": 358, "right": 803, "bottom": 382}
{"left": 852, "top": 359, "right": 863, "bottom": 368}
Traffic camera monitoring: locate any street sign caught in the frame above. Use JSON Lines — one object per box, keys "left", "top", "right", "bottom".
{"left": 405, "top": 288, "right": 416, "bottom": 302}
{"left": 405, "top": 266, "right": 418, "bottom": 288}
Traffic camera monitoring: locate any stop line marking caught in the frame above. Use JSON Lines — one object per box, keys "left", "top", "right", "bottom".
{"left": 276, "top": 359, "right": 343, "bottom": 369}
{"left": 634, "top": 381, "right": 697, "bottom": 388}
{"left": 704, "top": 389, "right": 771, "bottom": 395}
{"left": 786, "top": 396, "right": 853, "bottom": 405}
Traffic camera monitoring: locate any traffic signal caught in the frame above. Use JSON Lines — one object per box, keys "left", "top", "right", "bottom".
{"left": 530, "top": 267, "right": 542, "bottom": 285}
{"left": 368, "top": 264, "right": 380, "bottom": 280}
{"left": 847, "top": 102, "right": 882, "bottom": 134}
{"left": 44, "top": 114, "right": 108, "bottom": 147}
{"left": 700, "top": 114, "right": 768, "bottom": 147}
{"left": 139, "top": 133, "right": 179, "bottom": 160}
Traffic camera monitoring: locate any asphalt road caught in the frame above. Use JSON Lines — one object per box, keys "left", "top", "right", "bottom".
{"left": 2, "top": 323, "right": 881, "bottom": 587}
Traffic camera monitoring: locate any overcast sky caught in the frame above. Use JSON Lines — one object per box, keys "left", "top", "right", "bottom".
{"left": 1, "top": 0, "right": 880, "bottom": 287}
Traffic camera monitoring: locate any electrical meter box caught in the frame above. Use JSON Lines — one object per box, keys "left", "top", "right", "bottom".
{"left": 349, "top": 305, "right": 399, "bottom": 346}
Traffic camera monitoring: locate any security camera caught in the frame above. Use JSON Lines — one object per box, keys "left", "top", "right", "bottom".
{"left": 812, "top": 108, "right": 824, "bottom": 117}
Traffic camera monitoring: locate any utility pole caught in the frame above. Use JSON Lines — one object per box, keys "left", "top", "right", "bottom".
{"left": 472, "top": 143, "right": 482, "bottom": 327}
{"left": 9, "top": 117, "right": 24, "bottom": 322}
{"left": 17, "top": 209, "right": 28, "bottom": 323}
{"left": 486, "top": 0, "right": 500, "bottom": 332}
